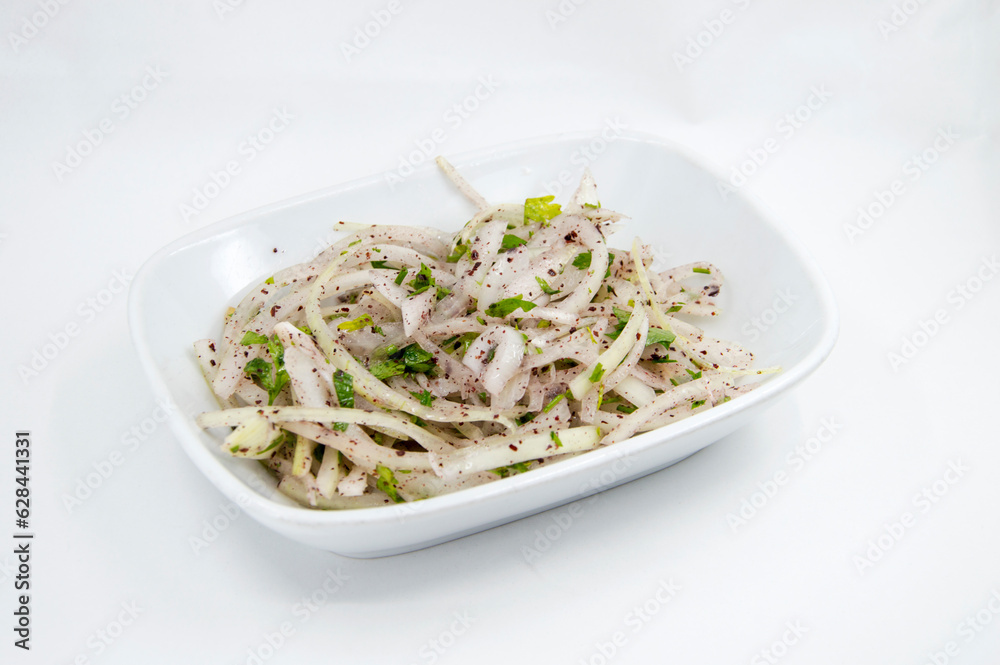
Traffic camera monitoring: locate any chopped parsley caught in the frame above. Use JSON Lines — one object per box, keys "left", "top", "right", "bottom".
{"left": 369, "top": 343, "right": 436, "bottom": 381}
{"left": 332, "top": 370, "right": 353, "bottom": 431}
{"left": 572, "top": 251, "right": 592, "bottom": 270}
{"left": 550, "top": 431, "right": 563, "bottom": 448}
{"left": 535, "top": 276, "right": 560, "bottom": 295}
{"left": 375, "top": 464, "right": 405, "bottom": 503}
{"left": 686, "top": 369, "right": 703, "bottom": 380}
{"left": 691, "top": 399, "right": 707, "bottom": 409}
{"left": 666, "top": 305, "right": 683, "bottom": 313}
{"left": 407, "top": 263, "right": 436, "bottom": 296}
{"left": 337, "top": 313, "right": 383, "bottom": 335}
{"left": 692, "top": 267, "right": 711, "bottom": 275}
{"left": 524, "top": 195, "right": 562, "bottom": 225}
{"left": 240, "top": 331, "right": 269, "bottom": 345}
{"left": 484, "top": 295, "right": 537, "bottom": 318}
{"left": 370, "top": 260, "right": 392, "bottom": 269}
{"left": 409, "top": 389, "right": 436, "bottom": 407}
{"left": 589, "top": 363, "right": 605, "bottom": 383}
{"left": 490, "top": 461, "right": 532, "bottom": 478}
{"left": 500, "top": 234, "right": 527, "bottom": 251}
{"left": 616, "top": 404, "right": 637, "bottom": 414}
{"left": 446, "top": 243, "right": 468, "bottom": 263}
{"left": 394, "top": 267, "right": 409, "bottom": 285}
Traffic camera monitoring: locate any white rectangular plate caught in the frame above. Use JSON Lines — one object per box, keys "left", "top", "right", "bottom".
{"left": 129, "top": 130, "right": 837, "bottom": 558}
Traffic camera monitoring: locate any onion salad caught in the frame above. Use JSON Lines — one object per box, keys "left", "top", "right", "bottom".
{"left": 193, "top": 159, "right": 777, "bottom": 509}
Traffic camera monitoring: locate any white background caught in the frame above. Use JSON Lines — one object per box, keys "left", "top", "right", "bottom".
{"left": 2, "top": 1, "right": 999, "bottom": 663}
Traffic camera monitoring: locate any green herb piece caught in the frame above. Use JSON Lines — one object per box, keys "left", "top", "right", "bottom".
{"left": 445, "top": 332, "right": 479, "bottom": 358}
{"left": 667, "top": 305, "right": 683, "bottom": 313}
{"left": 264, "top": 275, "right": 275, "bottom": 285}
{"left": 484, "top": 295, "right": 537, "bottom": 318}
{"left": 333, "top": 370, "right": 354, "bottom": 409}
{"left": 583, "top": 202, "right": 600, "bottom": 209}
{"left": 670, "top": 378, "right": 679, "bottom": 386}
{"left": 490, "top": 461, "right": 532, "bottom": 478}
{"left": 605, "top": 252, "right": 615, "bottom": 279}
{"left": 375, "top": 464, "right": 405, "bottom": 503}
{"left": 692, "top": 267, "right": 711, "bottom": 275}
{"left": 516, "top": 412, "right": 536, "bottom": 426}
{"left": 616, "top": 404, "right": 637, "bottom": 414}
{"left": 337, "top": 313, "right": 375, "bottom": 332}
{"left": 686, "top": 369, "right": 702, "bottom": 380}
{"left": 691, "top": 399, "right": 707, "bottom": 409}
{"left": 267, "top": 334, "right": 285, "bottom": 367}
{"left": 435, "top": 285, "right": 452, "bottom": 300}
{"left": 240, "top": 331, "right": 269, "bottom": 345}
{"left": 550, "top": 431, "right": 563, "bottom": 448}
{"left": 646, "top": 327, "right": 676, "bottom": 347}
{"left": 369, "top": 359, "right": 405, "bottom": 381}
{"left": 409, "top": 389, "right": 436, "bottom": 407}
{"left": 446, "top": 243, "right": 468, "bottom": 263}
{"left": 721, "top": 395, "right": 732, "bottom": 403}
{"left": 589, "top": 363, "right": 605, "bottom": 383}
{"left": 650, "top": 355, "right": 676, "bottom": 364}
{"left": 296, "top": 324, "right": 313, "bottom": 336}
{"left": 524, "top": 195, "right": 562, "bottom": 225}
{"left": 572, "top": 251, "right": 592, "bottom": 270}
{"left": 371, "top": 260, "right": 392, "bottom": 269}
{"left": 535, "top": 277, "right": 560, "bottom": 295}
{"left": 407, "top": 263, "right": 437, "bottom": 296}
{"left": 394, "top": 267, "right": 409, "bottom": 285}
{"left": 543, "top": 392, "right": 566, "bottom": 413}
{"left": 243, "top": 357, "right": 289, "bottom": 406}
{"left": 500, "top": 234, "right": 527, "bottom": 251}
{"left": 400, "top": 344, "right": 435, "bottom": 373}
{"left": 478, "top": 392, "right": 489, "bottom": 402}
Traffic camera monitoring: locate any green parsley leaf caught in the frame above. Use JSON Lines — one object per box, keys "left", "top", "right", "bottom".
{"left": 686, "top": 369, "right": 702, "bottom": 380}
{"left": 484, "top": 295, "right": 537, "bottom": 318}
{"left": 400, "top": 344, "right": 435, "bottom": 373}
{"left": 369, "top": 359, "right": 405, "bottom": 381}
{"left": 445, "top": 332, "right": 479, "bottom": 358}
{"left": 394, "top": 267, "right": 409, "bottom": 285}
{"left": 691, "top": 399, "right": 707, "bottom": 409}
{"left": 267, "top": 335, "right": 285, "bottom": 367}
{"left": 240, "top": 331, "right": 269, "bottom": 345}
{"left": 550, "top": 431, "right": 563, "bottom": 448}
{"left": 375, "top": 464, "right": 405, "bottom": 503}
{"left": 243, "top": 357, "right": 289, "bottom": 406}
{"left": 524, "top": 195, "right": 562, "bottom": 225}
{"left": 535, "top": 276, "right": 560, "bottom": 295}
{"left": 515, "top": 412, "right": 536, "bottom": 426}
{"left": 583, "top": 202, "right": 600, "bottom": 209}
{"left": 446, "top": 243, "right": 468, "bottom": 263}
{"left": 692, "top": 267, "right": 711, "bottom": 275}
{"left": 650, "top": 355, "right": 676, "bottom": 364}
{"left": 371, "top": 260, "right": 392, "bottom": 269}
{"left": 295, "top": 324, "right": 313, "bottom": 336}
{"left": 407, "top": 263, "right": 437, "bottom": 297}
{"left": 337, "top": 313, "right": 376, "bottom": 332}
{"left": 333, "top": 370, "right": 354, "bottom": 409}
{"left": 616, "top": 404, "right": 638, "bottom": 414}
{"left": 409, "top": 389, "right": 436, "bottom": 407}
{"left": 500, "top": 234, "right": 527, "bottom": 251}
{"left": 589, "top": 363, "right": 605, "bottom": 383}
{"left": 572, "top": 251, "right": 592, "bottom": 270}
{"left": 667, "top": 305, "right": 683, "bottom": 313}
{"left": 264, "top": 275, "right": 275, "bottom": 285}
{"left": 646, "top": 327, "right": 676, "bottom": 347}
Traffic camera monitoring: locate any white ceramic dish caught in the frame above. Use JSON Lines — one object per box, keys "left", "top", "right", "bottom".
{"left": 129, "top": 130, "right": 838, "bottom": 558}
